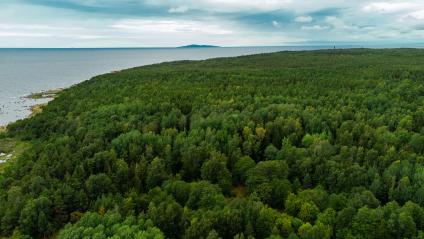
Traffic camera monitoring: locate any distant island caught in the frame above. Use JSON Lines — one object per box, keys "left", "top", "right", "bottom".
{"left": 178, "top": 44, "right": 219, "bottom": 48}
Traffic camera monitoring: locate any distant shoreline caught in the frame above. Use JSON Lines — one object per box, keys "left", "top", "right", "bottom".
{"left": 178, "top": 44, "right": 220, "bottom": 48}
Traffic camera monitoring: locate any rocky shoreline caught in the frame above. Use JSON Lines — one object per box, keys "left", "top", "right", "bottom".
{"left": 0, "top": 88, "right": 63, "bottom": 130}
{"left": 23, "top": 88, "right": 64, "bottom": 120}
{"left": 24, "top": 88, "right": 63, "bottom": 100}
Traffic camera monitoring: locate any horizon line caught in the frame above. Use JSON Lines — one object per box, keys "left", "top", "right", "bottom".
{"left": 0, "top": 43, "right": 423, "bottom": 50}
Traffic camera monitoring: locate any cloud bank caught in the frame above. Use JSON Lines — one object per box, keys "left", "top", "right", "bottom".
{"left": 0, "top": 0, "right": 423, "bottom": 47}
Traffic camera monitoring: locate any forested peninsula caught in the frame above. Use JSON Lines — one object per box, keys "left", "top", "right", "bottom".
{"left": 2, "top": 49, "right": 424, "bottom": 239}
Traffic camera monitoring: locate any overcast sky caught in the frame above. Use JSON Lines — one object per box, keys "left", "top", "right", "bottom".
{"left": 0, "top": 0, "right": 423, "bottom": 47}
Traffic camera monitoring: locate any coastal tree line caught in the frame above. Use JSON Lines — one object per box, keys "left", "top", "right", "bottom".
{"left": 1, "top": 49, "right": 424, "bottom": 238}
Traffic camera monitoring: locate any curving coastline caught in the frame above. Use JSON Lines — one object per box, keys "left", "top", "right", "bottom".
{"left": 0, "top": 46, "right": 335, "bottom": 130}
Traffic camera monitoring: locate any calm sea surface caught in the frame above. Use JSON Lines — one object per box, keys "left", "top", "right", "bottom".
{"left": 0, "top": 46, "right": 343, "bottom": 125}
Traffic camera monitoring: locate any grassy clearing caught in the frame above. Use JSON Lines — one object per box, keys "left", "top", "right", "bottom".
{"left": 29, "top": 103, "right": 47, "bottom": 117}
{"left": 0, "top": 137, "right": 31, "bottom": 173}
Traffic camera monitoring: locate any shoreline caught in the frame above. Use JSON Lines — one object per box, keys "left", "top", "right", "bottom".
{"left": 24, "top": 88, "right": 63, "bottom": 100}
{"left": 0, "top": 88, "right": 64, "bottom": 130}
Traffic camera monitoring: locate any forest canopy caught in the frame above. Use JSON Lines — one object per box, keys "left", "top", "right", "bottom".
{"left": 2, "top": 49, "right": 424, "bottom": 238}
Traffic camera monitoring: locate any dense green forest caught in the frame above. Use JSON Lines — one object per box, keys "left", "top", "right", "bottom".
{"left": 2, "top": 49, "right": 424, "bottom": 239}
